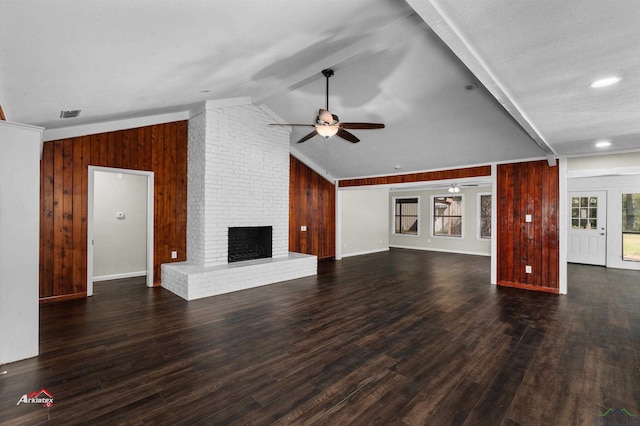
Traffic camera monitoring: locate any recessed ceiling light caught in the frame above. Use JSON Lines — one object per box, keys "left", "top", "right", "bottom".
{"left": 590, "top": 77, "right": 621, "bottom": 88}
{"left": 595, "top": 140, "right": 611, "bottom": 148}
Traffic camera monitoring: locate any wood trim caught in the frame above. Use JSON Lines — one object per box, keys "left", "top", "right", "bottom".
{"left": 0, "top": 103, "right": 5, "bottom": 121}
{"left": 39, "top": 292, "right": 87, "bottom": 304}
{"left": 40, "top": 121, "right": 188, "bottom": 301}
{"left": 497, "top": 281, "right": 560, "bottom": 294}
{"left": 338, "top": 165, "right": 491, "bottom": 187}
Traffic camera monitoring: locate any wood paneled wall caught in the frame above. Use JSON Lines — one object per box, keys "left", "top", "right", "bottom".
{"left": 497, "top": 160, "right": 559, "bottom": 293}
{"left": 338, "top": 165, "right": 491, "bottom": 187}
{"left": 289, "top": 156, "right": 335, "bottom": 260}
{"left": 40, "top": 121, "right": 188, "bottom": 302}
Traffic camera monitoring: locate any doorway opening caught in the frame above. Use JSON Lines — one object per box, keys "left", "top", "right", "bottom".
{"left": 88, "top": 167, "right": 154, "bottom": 296}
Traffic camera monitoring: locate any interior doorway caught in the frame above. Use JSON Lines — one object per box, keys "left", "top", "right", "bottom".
{"left": 88, "top": 166, "right": 154, "bottom": 296}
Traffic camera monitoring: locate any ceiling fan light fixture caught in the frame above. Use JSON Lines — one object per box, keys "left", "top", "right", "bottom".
{"left": 316, "top": 125, "right": 339, "bottom": 138}
{"left": 269, "top": 68, "right": 384, "bottom": 144}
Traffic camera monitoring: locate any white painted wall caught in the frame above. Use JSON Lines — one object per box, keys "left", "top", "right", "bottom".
{"left": 339, "top": 188, "right": 390, "bottom": 257}
{"left": 567, "top": 152, "right": 640, "bottom": 176}
{"left": 0, "top": 121, "right": 42, "bottom": 364}
{"left": 93, "top": 171, "right": 147, "bottom": 279}
{"left": 388, "top": 186, "right": 491, "bottom": 256}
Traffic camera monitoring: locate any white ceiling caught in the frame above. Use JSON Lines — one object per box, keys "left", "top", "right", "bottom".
{"left": 1, "top": 0, "right": 638, "bottom": 180}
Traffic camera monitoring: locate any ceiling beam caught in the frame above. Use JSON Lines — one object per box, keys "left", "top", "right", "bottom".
{"left": 406, "top": 0, "right": 557, "bottom": 158}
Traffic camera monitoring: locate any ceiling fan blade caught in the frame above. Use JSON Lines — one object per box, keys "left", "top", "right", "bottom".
{"left": 297, "top": 130, "right": 318, "bottom": 143}
{"left": 337, "top": 129, "right": 360, "bottom": 143}
{"left": 269, "top": 123, "right": 315, "bottom": 127}
{"left": 340, "top": 122, "right": 385, "bottom": 130}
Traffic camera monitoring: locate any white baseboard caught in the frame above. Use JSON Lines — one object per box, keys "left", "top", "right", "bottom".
{"left": 93, "top": 271, "right": 147, "bottom": 282}
{"left": 389, "top": 245, "right": 490, "bottom": 257}
{"left": 341, "top": 247, "right": 390, "bottom": 258}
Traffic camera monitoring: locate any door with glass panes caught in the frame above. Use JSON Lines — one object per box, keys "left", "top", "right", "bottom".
{"left": 567, "top": 191, "right": 607, "bottom": 265}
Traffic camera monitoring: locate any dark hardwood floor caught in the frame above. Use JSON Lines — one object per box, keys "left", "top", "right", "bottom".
{"left": 1, "top": 249, "right": 639, "bottom": 425}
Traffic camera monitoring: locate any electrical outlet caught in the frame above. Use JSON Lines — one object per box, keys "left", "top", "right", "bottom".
{"left": 525, "top": 265, "right": 532, "bottom": 274}
{"left": 300, "top": 225, "right": 307, "bottom": 231}
{"left": 171, "top": 250, "right": 177, "bottom": 259}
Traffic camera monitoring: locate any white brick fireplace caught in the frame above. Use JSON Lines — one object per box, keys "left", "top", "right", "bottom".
{"left": 161, "top": 99, "right": 317, "bottom": 300}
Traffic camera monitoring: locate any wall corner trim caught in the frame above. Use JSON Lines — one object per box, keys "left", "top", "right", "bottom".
{"left": 0, "top": 120, "right": 44, "bottom": 158}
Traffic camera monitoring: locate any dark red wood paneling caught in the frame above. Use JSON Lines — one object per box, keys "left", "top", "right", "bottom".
{"left": 338, "top": 165, "right": 491, "bottom": 188}
{"left": 289, "top": 156, "right": 335, "bottom": 259}
{"left": 39, "top": 121, "right": 188, "bottom": 302}
{"left": 497, "top": 160, "right": 559, "bottom": 293}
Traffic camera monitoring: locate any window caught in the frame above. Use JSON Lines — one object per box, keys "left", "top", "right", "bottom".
{"left": 478, "top": 193, "right": 491, "bottom": 239}
{"left": 571, "top": 196, "right": 598, "bottom": 229}
{"left": 394, "top": 197, "right": 419, "bottom": 235}
{"left": 432, "top": 195, "right": 462, "bottom": 237}
{"left": 622, "top": 193, "right": 640, "bottom": 261}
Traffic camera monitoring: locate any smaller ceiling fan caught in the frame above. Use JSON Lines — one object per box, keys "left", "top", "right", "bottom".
{"left": 270, "top": 69, "right": 385, "bottom": 143}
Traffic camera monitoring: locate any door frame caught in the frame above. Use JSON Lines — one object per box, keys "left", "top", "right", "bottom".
{"left": 87, "top": 166, "right": 154, "bottom": 296}
{"left": 567, "top": 190, "right": 607, "bottom": 266}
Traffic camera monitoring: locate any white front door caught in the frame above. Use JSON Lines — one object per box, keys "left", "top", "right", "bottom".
{"left": 567, "top": 191, "right": 607, "bottom": 266}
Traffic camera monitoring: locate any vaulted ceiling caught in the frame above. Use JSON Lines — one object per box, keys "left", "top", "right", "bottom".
{"left": 1, "top": 0, "right": 638, "bottom": 179}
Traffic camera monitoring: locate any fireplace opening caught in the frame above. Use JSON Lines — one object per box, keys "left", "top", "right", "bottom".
{"left": 228, "top": 226, "right": 272, "bottom": 263}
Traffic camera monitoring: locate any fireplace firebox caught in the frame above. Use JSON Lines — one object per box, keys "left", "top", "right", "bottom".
{"left": 228, "top": 226, "right": 272, "bottom": 263}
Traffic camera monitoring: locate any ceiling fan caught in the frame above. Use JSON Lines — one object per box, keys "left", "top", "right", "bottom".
{"left": 270, "top": 69, "right": 385, "bottom": 143}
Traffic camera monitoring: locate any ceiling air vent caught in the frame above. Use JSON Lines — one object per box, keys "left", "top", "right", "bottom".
{"left": 60, "top": 109, "right": 81, "bottom": 119}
